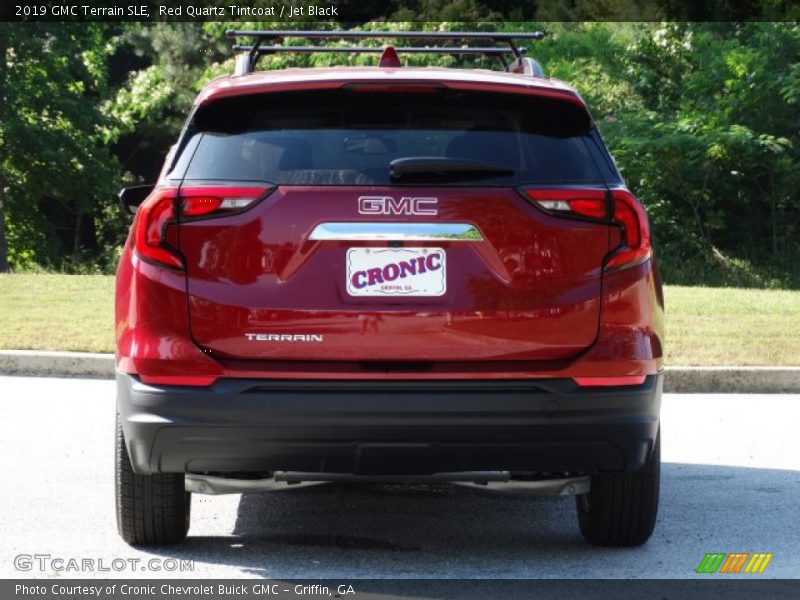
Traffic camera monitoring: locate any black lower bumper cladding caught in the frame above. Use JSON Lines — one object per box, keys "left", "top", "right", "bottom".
{"left": 117, "top": 373, "right": 662, "bottom": 476}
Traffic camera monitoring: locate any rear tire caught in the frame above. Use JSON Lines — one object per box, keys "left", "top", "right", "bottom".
{"left": 115, "top": 417, "right": 190, "bottom": 546}
{"left": 576, "top": 431, "right": 660, "bottom": 547}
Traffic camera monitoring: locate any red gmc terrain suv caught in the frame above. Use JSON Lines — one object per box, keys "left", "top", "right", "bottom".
{"left": 115, "top": 30, "right": 664, "bottom": 547}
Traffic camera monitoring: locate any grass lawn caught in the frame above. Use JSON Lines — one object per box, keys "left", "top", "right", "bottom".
{"left": 664, "top": 286, "right": 800, "bottom": 366}
{"left": 1, "top": 274, "right": 798, "bottom": 365}
{"left": 0, "top": 274, "right": 115, "bottom": 354}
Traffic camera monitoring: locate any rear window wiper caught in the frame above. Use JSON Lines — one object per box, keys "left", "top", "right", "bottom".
{"left": 389, "top": 157, "right": 515, "bottom": 181}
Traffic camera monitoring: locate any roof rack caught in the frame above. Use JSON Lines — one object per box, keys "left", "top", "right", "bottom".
{"left": 225, "top": 30, "right": 547, "bottom": 76}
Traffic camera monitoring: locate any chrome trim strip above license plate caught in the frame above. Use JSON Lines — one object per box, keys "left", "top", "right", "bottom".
{"left": 309, "top": 222, "right": 483, "bottom": 241}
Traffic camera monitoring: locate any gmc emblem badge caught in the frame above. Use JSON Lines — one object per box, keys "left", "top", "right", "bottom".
{"left": 358, "top": 196, "right": 438, "bottom": 216}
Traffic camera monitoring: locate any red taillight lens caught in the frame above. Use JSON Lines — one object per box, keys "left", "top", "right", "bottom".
{"left": 182, "top": 196, "right": 223, "bottom": 217}
{"left": 131, "top": 186, "right": 269, "bottom": 270}
{"left": 522, "top": 187, "right": 652, "bottom": 272}
{"left": 567, "top": 198, "right": 608, "bottom": 219}
{"left": 523, "top": 188, "right": 608, "bottom": 220}
{"left": 179, "top": 186, "right": 269, "bottom": 219}
{"left": 132, "top": 188, "right": 182, "bottom": 269}
{"left": 606, "top": 190, "right": 651, "bottom": 271}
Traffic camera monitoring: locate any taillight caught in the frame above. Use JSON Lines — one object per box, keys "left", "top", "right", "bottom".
{"left": 131, "top": 186, "right": 269, "bottom": 270}
{"left": 521, "top": 187, "right": 651, "bottom": 272}
{"left": 179, "top": 186, "right": 269, "bottom": 218}
{"left": 523, "top": 188, "right": 608, "bottom": 220}
{"left": 606, "top": 189, "right": 651, "bottom": 271}
{"left": 132, "top": 188, "right": 181, "bottom": 269}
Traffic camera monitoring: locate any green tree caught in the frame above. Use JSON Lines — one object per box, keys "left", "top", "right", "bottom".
{"left": 2, "top": 20, "right": 799, "bottom": 286}
{"left": 524, "top": 22, "right": 800, "bottom": 286}
{"left": 0, "top": 23, "right": 121, "bottom": 271}
{"left": 106, "top": 23, "right": 229, "bottom": 184}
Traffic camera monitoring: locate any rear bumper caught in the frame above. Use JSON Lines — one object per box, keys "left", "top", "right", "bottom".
{"left": 117, "top": 372, "right": 662, "bottom": 476}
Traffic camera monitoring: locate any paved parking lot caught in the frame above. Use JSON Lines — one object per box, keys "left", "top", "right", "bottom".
{"left": 1, "top": 376, "right": 799, "bottom": 579}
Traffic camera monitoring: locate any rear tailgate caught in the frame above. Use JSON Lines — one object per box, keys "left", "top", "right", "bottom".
{"left": 180, "top": 185, "right": 608, "bottom": 361}
{"left": 175, "top": 86, "right": 614, "bottom": 362}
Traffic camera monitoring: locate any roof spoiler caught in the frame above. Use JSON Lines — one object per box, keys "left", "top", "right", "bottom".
{"left": 225, "top": 30, "right": 546, "bottom": 76}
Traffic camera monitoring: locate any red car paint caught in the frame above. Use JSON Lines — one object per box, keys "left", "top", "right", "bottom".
{"left": 194, "top": 67, "right": 585, "bottom": 107}
{"left": 115, "top": 69, "right": 664, "bottom": 388}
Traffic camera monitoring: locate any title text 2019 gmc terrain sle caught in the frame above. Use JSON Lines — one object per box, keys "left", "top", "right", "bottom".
{"left": 115, "top": 30, "right": 664, "bottom": 548}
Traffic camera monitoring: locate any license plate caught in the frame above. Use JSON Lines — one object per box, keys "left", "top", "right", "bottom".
{"left": 346, "top": 247, "right": 446, "bottom": 297}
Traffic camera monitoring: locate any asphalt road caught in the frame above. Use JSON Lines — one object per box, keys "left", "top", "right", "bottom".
{"left": 1, "top": 376, "right": 799, "bottom": 579}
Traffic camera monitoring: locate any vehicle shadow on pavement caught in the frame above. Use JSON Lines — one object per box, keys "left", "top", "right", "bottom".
{"left": 146, "top": 462, "right": 800, "bottom": 578}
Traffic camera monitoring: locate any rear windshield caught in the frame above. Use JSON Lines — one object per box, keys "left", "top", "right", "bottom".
{"left": 174, "top": 89, "right": 617, "bottom": 186}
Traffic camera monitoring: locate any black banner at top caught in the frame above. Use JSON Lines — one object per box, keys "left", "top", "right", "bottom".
{"left": 2, "top": 0, "right": 800, "bottom": 22}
